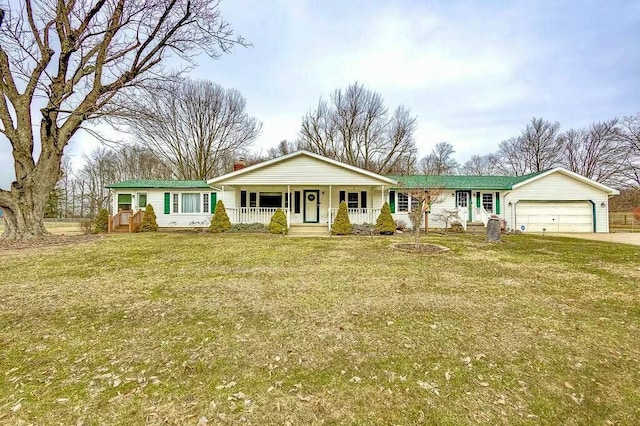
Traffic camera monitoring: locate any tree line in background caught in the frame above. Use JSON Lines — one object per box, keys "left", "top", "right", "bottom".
{"left": 48, "top": 81, "right": 640, "bottom": 219}
{"left": 1, "top": 0, "right": 638, "bottom": 238}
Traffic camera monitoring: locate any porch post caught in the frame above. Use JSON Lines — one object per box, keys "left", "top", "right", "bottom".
{"left": 287, "top": 185, "right": 291, "bottom": 228}
{"left": 328, "top": 185, "right": 332, "bottom": 231}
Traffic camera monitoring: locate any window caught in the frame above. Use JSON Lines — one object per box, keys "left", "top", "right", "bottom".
{"left": 182, "top": 193, "right": 201, "bottom": 213}
{"left": 411, "top": 196, "right": 421, "bottom": 212}
{"left": 203, "top": 193, "right": 209, "bottom": 213}
{"left": 172, "top": 194, "right": 179, "bottom": 213}
{"left": 249, "top": 192, "right": 257, "bottom": 207}
{"left": 294, "top": 191, "right": 301, "bottom": 213}
{"left": 397, "top": 193, "right": 409, "bottom": 212}
{"left": 347, "top": 192, "right": 359, "bottom": 209}
{"left": 482, "top": 193, "right": 493, "bottom": 213}
{"left": 456, "top": 192, "right": 468, "bottom": 207}
{"left": 240, "top": 191, "right": 247, "bottom": 208}
{"left": 259, "top": 192, "right": 282, "bottom": 208}
{"left": 117, "top": 194, "right": 132, "bottom": 211}
{"left": 137, "top": 193, "right": 147, "bottom": 209}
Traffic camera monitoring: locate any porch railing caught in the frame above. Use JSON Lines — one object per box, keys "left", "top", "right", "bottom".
{"left": 456, "top": 208, "right": 468, "bottom": 230}
{"left": 474, "top": 206, "right": 491, "bottom": 226}
{"left": 129, "top": 210, "right": 144, "bottom": 233}
{"left": 328, "top": 208, "right": 381, "bottom": 226}
{"left": 108, "top": 209, "right": 131, "bottom": 232}
{"left": 226, "top": 207, "right": 290, "bottom": 225}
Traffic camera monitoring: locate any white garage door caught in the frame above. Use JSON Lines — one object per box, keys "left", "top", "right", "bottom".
{"left": 516, "top": 201, "right": 593, "bottom": 233}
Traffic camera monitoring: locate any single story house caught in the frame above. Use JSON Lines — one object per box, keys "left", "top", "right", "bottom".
{"left": 106, "top": 150, "right": 619, "bottom": 233}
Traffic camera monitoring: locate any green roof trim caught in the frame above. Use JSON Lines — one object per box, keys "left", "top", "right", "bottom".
{"left": 106, "top": 179, "right": 211, "bottom": 189}
{"left": 387, "top": 171, "right": 544, "bottom": 190}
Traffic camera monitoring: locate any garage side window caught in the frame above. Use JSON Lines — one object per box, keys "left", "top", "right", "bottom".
{"left": 482, "top": 193, "right": 493, "bottom": 213}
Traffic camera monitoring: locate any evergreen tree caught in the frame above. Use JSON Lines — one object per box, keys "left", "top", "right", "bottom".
{"left": 375, "top": 202, "right": 395, "bottom": 235}
{"left": 209, "top": 200, "right": 231, "bottom": 233}
{"left": 141, "top": 204, "right": 159, "bottom": 232}
{"left": 268, "top": 209, "right": 288, "bottom": 234}
{"left": 331, "top": 201, "right": 353, "bottom": 235}
{"left": 93, "top": 209, "right": 109, "bottom": 234}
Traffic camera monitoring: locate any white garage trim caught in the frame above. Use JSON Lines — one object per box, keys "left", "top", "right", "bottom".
{"left": 515, "top": 200, "right": 595, "bottom": 233}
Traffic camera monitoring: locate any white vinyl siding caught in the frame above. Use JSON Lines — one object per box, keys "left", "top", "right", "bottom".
{"left": 505, "top": 171, "right": 610, "bottom": 233}
{"left": 215, "top": 155, "right": 393, "bottom": 186}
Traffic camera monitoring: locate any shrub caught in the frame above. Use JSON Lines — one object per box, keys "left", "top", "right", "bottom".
{"left": 395, "top": 219, "right": 407, "bottom": 231}
{"left": 633, "top": 206, "right": 640, "bottom": 222}
{"left": 93, "top": 209, "right": 109, "bottom": 234}
{"left": 80, "top": 218, "right": 95, "bottom": 235}
{"left": 209, "top": 200, "right": 231, "bottom": 233}
{"left": 375, "top": 202, "right": 395, "bottom": 235}
{"left": 331, "top": 201, "right": 352, "bottom": 235}
{"left": 352, "top": 223, "right": 377, "bottom": 235}
{"left": 228, "top": 223, "right": 268, "bottom": 233}
{"left": 141, "top": 204, "right": 158, "bottom": 232}
{"left": 268, "top": 209, "right": 288, "bottom": 235}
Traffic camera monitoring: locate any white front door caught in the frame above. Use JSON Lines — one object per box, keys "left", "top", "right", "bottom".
{"left": 304, "top": 190, "right": 319, "bottom": 223}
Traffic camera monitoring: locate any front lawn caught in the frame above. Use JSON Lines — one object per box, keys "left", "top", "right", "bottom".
{"left": 1, "top": 233, "right": 639, "bottom": 424}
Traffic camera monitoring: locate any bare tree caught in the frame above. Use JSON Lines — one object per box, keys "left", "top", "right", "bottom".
{"left": 460, "top": 154, "right": 498, "bottom": 175}
{"left": 120, "top": 79, "right": 261, "bottom": 179}
{"left": 0, "top": 0, "right": 245, "bottom": 239}
{"left": 620, "top": 114, "right": 640, "bottom": 187}
{"left": 560, "top": 119, "right": 629, "bottom": 186}
{"left": 495, "top": 118, "right": 563, "bottom": 175}
{"left": 418, "top": 142, "right": 460, "bottom": 175}
{"left": 267, "top": 139, "right": 298, "bottom": 159}
{"left": 299, "top": 82, "right": 418, "bottom": 174}
{"left": 494, "top": 136, "right": 530, "bottom": 176}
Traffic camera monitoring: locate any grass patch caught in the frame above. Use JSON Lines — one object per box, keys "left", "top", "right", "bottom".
{"left": 1, "top": 233, "right": 639, "bottom": 424}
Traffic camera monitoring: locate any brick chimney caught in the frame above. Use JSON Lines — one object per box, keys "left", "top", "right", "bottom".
{"left": 233, "top": 158, "right": 247, "bottom": 171}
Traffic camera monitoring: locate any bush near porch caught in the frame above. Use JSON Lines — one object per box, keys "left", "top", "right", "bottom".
{"left": 1, "top": 234, "right": 639, "bottom": 424}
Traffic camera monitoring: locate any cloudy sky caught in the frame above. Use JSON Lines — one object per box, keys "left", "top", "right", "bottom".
{"left": 1, "top": 0, "right": 639, "bottom": 186}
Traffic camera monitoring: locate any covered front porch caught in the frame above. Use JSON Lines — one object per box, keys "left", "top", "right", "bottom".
{"left": 221, "top": 184, "right": 386, "bottom": 231}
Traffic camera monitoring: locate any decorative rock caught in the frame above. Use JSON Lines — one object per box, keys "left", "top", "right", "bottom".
{"left": 486, "top": 217, "right": 501, "bottom": 242}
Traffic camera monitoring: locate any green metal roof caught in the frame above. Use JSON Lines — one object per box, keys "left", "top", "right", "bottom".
{"left": 106, "top": 179, "right": 211, "bottom": 189}
{"left": 387, "top": 172, "right": 544, "bottom": 190}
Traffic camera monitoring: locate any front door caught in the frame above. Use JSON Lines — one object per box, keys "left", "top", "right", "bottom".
{"left": 456, "top": 191, "right": 472, "bottom": 222}
{"left": 303, "top": 190, "right": 320, "bottom": 223}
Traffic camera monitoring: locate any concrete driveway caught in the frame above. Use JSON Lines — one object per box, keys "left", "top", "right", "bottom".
{"left": 551, "top": 233, "right": 640, "bottom": 246}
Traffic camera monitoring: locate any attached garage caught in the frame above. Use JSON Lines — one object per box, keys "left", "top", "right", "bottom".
{"left": 515, "top": 201, "right": 593, "bottom": 233}
{"left": 505, "top": 168, "right": 619, "bottom": 233}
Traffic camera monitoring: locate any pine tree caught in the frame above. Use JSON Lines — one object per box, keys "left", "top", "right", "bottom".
{"left": 209, "top": 200, "right": 231, "bottom": 233}
{"left": 93, "top": 208, "right": 109, "bottom": 234}
{"left": 331, "top": 201, "right": 352, "bottom": 235}
{"left": 141, "top": 204, "right": 159, "bottom": 232}
{"left": 375, "top": 202, "right": 395, "bottom": 235}
{"left": 269, "top": 208, "right": 288, "bottom": 234}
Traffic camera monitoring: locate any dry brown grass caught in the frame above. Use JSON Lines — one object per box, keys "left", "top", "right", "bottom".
{"left": 0, "top": 233, "right": 639, "bottom": 425}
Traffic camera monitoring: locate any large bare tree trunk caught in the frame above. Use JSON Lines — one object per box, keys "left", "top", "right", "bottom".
{"left": 0, "top": 1, "right": 246, "bottom": 240}
{"left": 0, "top": 139, "right": 63, "bottom": 239}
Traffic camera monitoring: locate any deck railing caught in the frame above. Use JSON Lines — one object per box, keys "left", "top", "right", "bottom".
{"left": 328, "top": 208, "right": 381, "bottom": 226}
{"left": 226, "top": 207, "right": 290, "bottom": 225}
{"left": 474, "top": 206, "right": 491, "bottom": 226}
{"left": 109, "top": 210, "right": 132, "bottom": 232}
{"left": 129, "top": 210, "right": 144, "bottom": 233}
